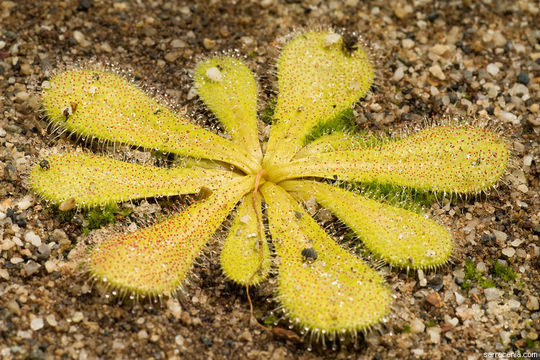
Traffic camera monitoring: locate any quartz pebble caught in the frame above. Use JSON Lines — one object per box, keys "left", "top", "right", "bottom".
{"left": 206, "top": 67, "right": 223, "bottom": 82}
{"left": 17, "top": 195, "right": 33, "bottom": 210}
{"left": 486, "top": 63, "right": 499, "bottom": 76}
{"left": 429, "top": 64, "right": 446, "bottom": 80}
{"left": 484, "top": 288, "right": 501, "bottom": 301}
{"left": 426, "top": 327, "right": 441, "bottom": 344}
{"left": 527, "top": 296, "right": 539, "bottom": 311}
{"left": 30, "top": 317, "right": 44, "bottom": 331}
{"left": 455, "top": 291, "right": 466, "bottom": 305}
{"left": 410, "top": 318, "right": 425, "bottom": 333}
{"left": 24, "top": 231, "right": 41, "bottom": 247}
{"left": 502, "top": 247, "right": 515, "bottom": 257}
{"left": 203, "top": 38, "right": 216, "bottom": 50}
{"left": 72, "top": 312, "right": 84, "bottom": 323}
{"left": 393, "top": 67, "right": 405, "bottom": 82}
{"left": 492, "top": 230, "right": 507, "bottom": 242}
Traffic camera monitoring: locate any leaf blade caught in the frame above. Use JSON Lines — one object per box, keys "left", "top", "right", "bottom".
{"left": 194, "top": 57, "right": 262, "bottom": 161}
{"left": 43, "top": 69, "right": 259, "bottom": 173}
{"left": 220, "top": 193, "right": 271, "bottom": 285}
{"left": 271, "top": 126, "right": 509, "bottom": 193}
{"left": 260, "top": 182, "right": 391, "bottom": 332}
{"left": 29, "top": 152, "right": 238, "bottom": 207}
{"left": 263, "top": 32, "right": 373, "bottom": 169}
{"left": 89, "top": 175, "right": 255, "bottom": 296}
{"left": 281, "top": 180, "right": 452, "bottom": 269}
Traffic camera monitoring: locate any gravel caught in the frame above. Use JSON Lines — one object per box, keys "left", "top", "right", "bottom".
{"left": 0, "top": 0, "right": 538, "bottom": 359}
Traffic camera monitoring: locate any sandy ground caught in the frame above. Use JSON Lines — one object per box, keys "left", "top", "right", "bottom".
{"left": 0, "top": 0, "right": 539, "bottom": 359}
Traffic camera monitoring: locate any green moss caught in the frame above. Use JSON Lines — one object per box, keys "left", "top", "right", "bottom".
{"left": 84, "top": 204, "right": 132, "bottom": 232}
{"left": 492, "top": 261, "right": 517, "bottom": 282}
{"left": 525, "top": 338, "right": 538, "bottom": 349}
{"left": 462, "top": 260, "right": 497, "bottom": 290}
{"left": 478, "top": 277, "right": 496, "bottom": 289}
{"left": 347, "top": 181, "right": 438, "bottom": 211}
{"left": 303, "top": 108, "right": 357, "bottom": 145}
{"left": 260, "top": 97, "right": 277, "bottom": 125}
{"left": 426, "top": 320, "right": 437, "bottom": 327}
{"left": 398, "top": 324, "right": 411, "bottom": 333}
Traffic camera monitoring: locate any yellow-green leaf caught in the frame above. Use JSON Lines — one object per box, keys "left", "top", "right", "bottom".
{"left": 263, "top": 32, "right": 373, "bottom": 169}
{"left": 260, "top": 182, "right": 391, "bottom": 332}
{"left": 220, "top": 193, "right": 271, "bottom": 285}
{"left": 42, "top": 69, "right": 259, "bottom": 173}
{"left": 270, "top": 126, "right": 509, "bottom": 193}
{"left": 89, "top": 175, "right": 255, "bottom": 296}
{"left": 29, "top": 152, "right": 238, "bottom": 207}
{"left": 282, "top": 180, "right": 452, "bottom": 269}
{"left": 293, "top": 131, "right": 360, "bottom": 159}
{"left": 194, "top": 57, "right": 262, "bottom": 162}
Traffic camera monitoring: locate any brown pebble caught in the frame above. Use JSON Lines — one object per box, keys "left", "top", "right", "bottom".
{"left": 271, "top": 327, "right": 301, "bottom": 342}
{"left": 441, "top": 323, "right": 454, "bottom": 332}
{"left": 425, "top": 291, "right": 442, "bottom": 307}
{"left": 203, "top": 38, "right": 216, "bottom": 50}
{"left": 180, "top": 311, "right": 192, "bottom": 325}
{"left": 59, "top": 197, "right": 76, "bottom": 211}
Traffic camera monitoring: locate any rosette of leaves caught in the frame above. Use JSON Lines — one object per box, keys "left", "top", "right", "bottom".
{"left": 29, "top": 32, "right": 508, "bottom": 336}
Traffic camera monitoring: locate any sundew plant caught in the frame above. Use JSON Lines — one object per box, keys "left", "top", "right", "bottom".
{"left": 29, "top": 31, "right": 508, "bottom": 341}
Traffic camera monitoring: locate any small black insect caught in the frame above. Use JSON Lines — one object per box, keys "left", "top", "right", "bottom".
{"left": 342, "top": 33, "right": 358, "bottom": 55}
{"left": 301, "top": 247, "right": 318, "bottom": 263}
{"left": 153, "top": 109, "right": 162, "bottom": 115}
{"left": 62, "top": 107, "right": 71, "bottom": 119}
{"left": 39, "top": 159, "right": 50, "bottom": 170}
{"left": 295, "top": 211, "right": 303, "bottom": 219}
{"left": 92, "top": 73, "right": 100, "bottom": 81}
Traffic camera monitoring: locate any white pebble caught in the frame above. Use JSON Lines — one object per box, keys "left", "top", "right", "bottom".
{"left": 72, "top": 311, "right": 84, "bottom": 323}
{"left": 430, "top": 44, "right": 449, "bottom": 56}
{"left": 499, "top": 111, "right": 518, "bottom": 124}
{"left": 429, "top": 64, "right": 446, "bottom": 80}
{"left": 206, "top": 67, "right": 223, "bottom": 82}
{"left": 17, "top": 195, "right": 33, "bottom": 211}
{"left": 171, "top": 39, "right": 186, "bottom": 48}
{"left": 393, "top": 67, "right": 405, "bottom": 82}
{"left": 410, "top": 318, "right": 425, "bottom": 333}
{"left": 166, "top": 298, "right": 182, "bottom": 319}
{"left": 46, "top": 314, "right": 57, "bottom": 326}
{"left": 402, "top": 38, "right": 415, "bottom": 49}
{"left": 24, "top": 231, "right": 41, "bottom": 247}
{"left": 502, "top": 247, "right": 515, "bottom": 257}
{"left": 73, "top": 30, "right": 85, "bottom": 44}
{"left": 500, "top": 331, "right": 511, "bottom": 345}
{"left": 30, "top": 317, "right": 44, "bottom": 331}
{"left": 508, "top": 299, "right": 521, "bottom": 310}
{"left": 417, "top": 269, "right": 427, "bottom": 287}
{"left": 448, "top": 317, "right": 459, "bottom": 327}
{"left": 412, "top": 349, "right": 424, "bottom": 356}
{"left": 427, "top": 326, "right": 441, "bottom": 344}
{"left": 239, "top": 215, "right": 251, "bottom": 224}
{"left": 486, "top": 63, "right": 499, "bottom": 76}
{"left": 455, "top": 291, "right": 466, "bottom": 305}
{"left": 484, "top": 287, "right": 502, "bottom": 301}
{"left": 187, "top": 87, "right": 198, "bottom": 100}
{"left": 323, "top": 33, "right": 341, "bottom": 47}
{"left": 175, "top": 335, "right": 185, "bottom": 346}
{"left": 492, "top": 230, "right": 507, "bottom": 242}
{"left": 511, "top": 238, "right": 523, "bottom": 247}
{"left": 523, "top": 155, "right": 532, "bottom": 166}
